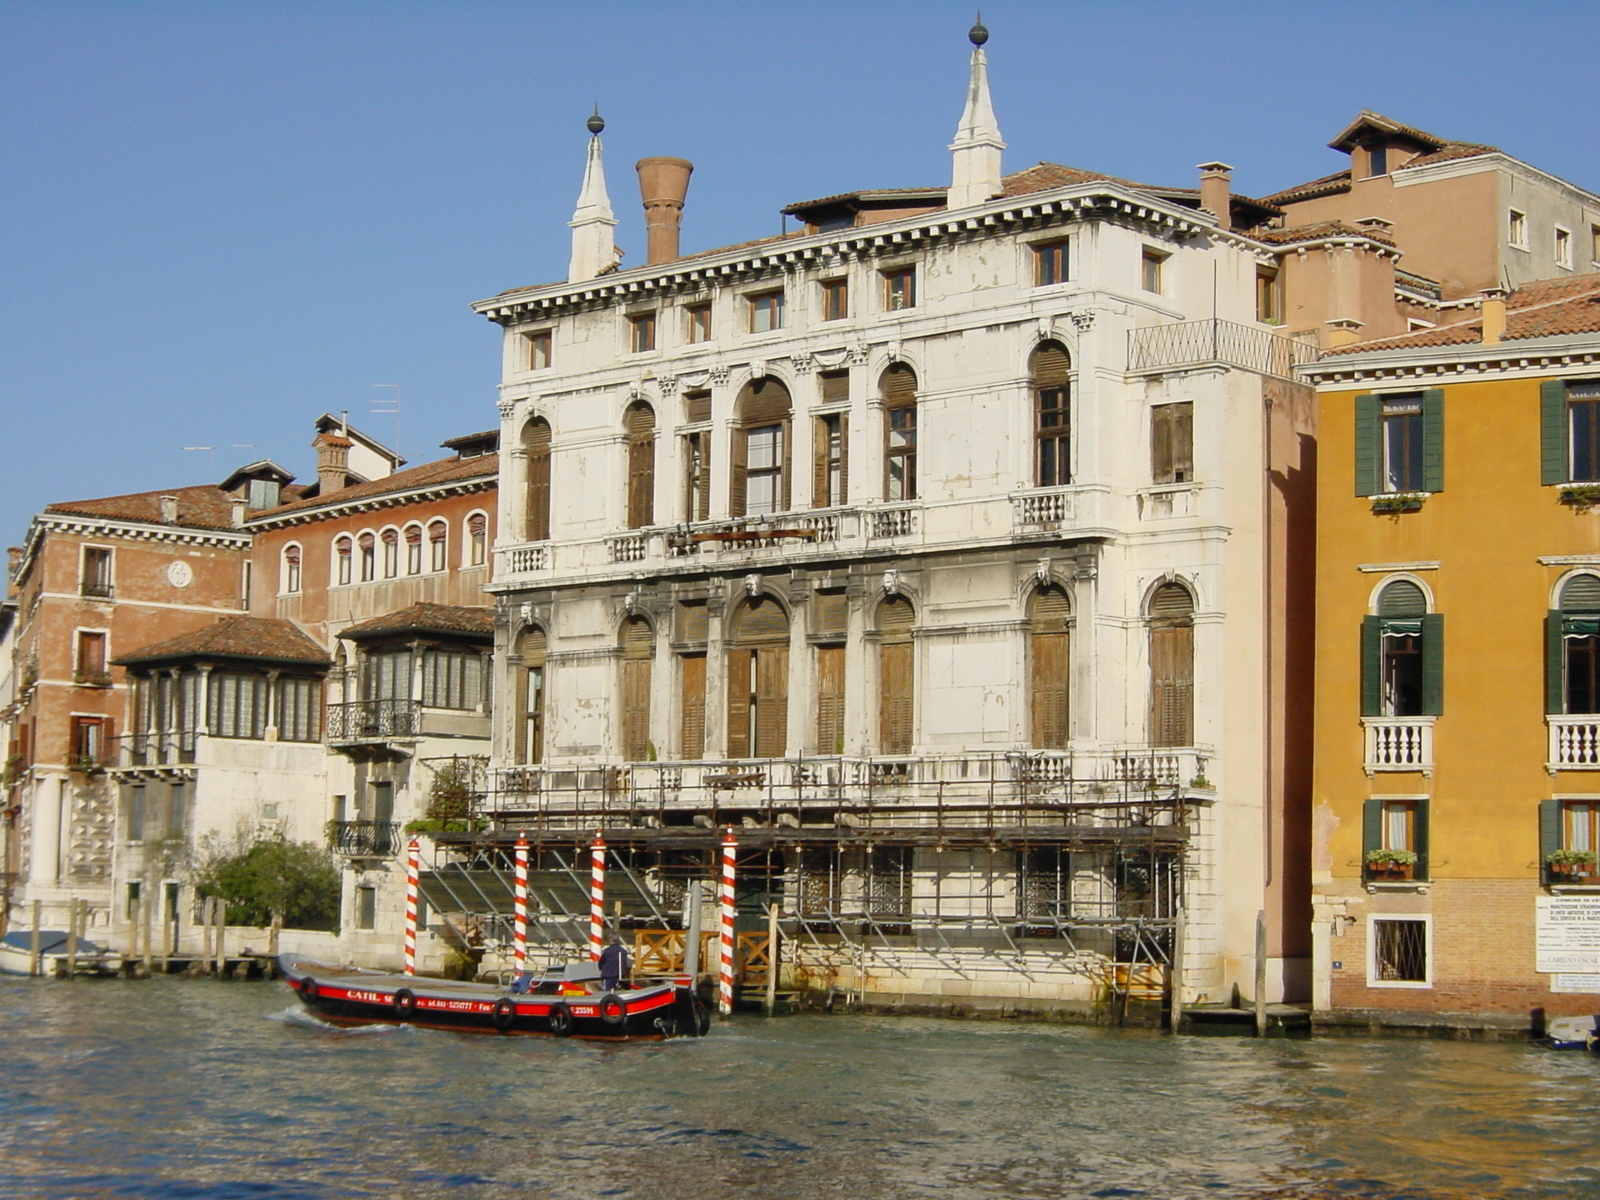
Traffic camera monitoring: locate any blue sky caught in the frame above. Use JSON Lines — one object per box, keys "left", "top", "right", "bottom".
{"left": 3, "top": 0, "right": 1597, "bottom": 544}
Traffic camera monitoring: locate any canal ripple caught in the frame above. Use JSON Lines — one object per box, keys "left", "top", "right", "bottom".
{"left": 1, "top": 977, "right": 1596, "bottom": 1199}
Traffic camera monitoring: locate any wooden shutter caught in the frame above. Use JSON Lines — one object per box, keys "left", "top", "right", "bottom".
{"left": 815, "top": 644, "right": 845, "bottom": 754}
{"left": 1353, "top": 393, "right": 1380, "bottom": 496}
{"left": 729, "top": 426, "right": 748, "bottom": 517}
{"left": 1414, "top": 799, "right": 1430, "bottom": 881}
{"left": 1542, "top": 379, "right": 1569, "bottom": 486}
{"left": 1548, "top": 611, "right": 1566, "bottom": 714}
{"left": 1421, "top": 388, "right": 1445, "bottom": 492}
{"left": 518, "top": 628, "right": 547, "bottom": 763}
{"left": 677, "top": 601, "right": 709, "bottom": 644}
{"left": 726, "top": 649, "right": 752, "bottom": 758}
{"left": 679, "top": 653, "right": 706, "bottom": 759}
{"left": 524, "top": 419, "right": 552, "bottom": 540}
{"left": 626, "top": 404, "right": 655, "bottom": 529}
{"left": 754, "top": 646, "right": 789, "bottom": 757}
{"left": 1361, "top": 615, "right": 1383, "bottom": 717}
{"left": 1540, "top": 799, "right": 1562, "bottom": 868}
{"left": 696, "top": 433, "right": 711, "bottom": 520}
{"left": 781, "top": 418, "right": 793, "bottom": 512}
{"left": 1031, "top": 341, "right": 1070, "bottom": 387}
{"left": 813, "top": 590, "right": 848, "bottom": 639}
{"left": 1420, "top": 612, "right": 1444, "bottom": 716}
{"left": 683, "top": 389, "right": 712, "bottom": 424}
{"left": 1148, "top": 624, "right": 1193, "bottom": 747}
{"left": 813, "top": 416, "right": 831, "bottom": 509}
{"left": 878, "top": 597, "right": 915, "bottom": 754}
{"left": 1362, "top": 797, "right": 1382, "bottom": 859}
{"left": 820, "top": 370, "right": 849, "bottom": 405}
{"left": 1152, "top": 404, "right": 1176, "bottom": 484}
{"left": 621, "top": 618, "right": 653, "bottom": 761}
{"left": 1172, "top": 402, "right": 1193, "bottom": 482}
{"left": 1030, "top": 587, "right": 1072, "bottom": 749}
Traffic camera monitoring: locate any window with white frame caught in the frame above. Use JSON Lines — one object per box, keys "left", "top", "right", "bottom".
{"left": 1368, "top": 915, "right": 1431, "bottom": 986}
{"left": 1555, "top": 226, "right": 1573, "bottom": 269}
{"left": 380, "top": 528, "right": 399, "bottom": 578}
{"left": 428, "top": 520, "right": 447, "bottom": 572}
{"left": 467, "top": 513, "right": 488, "bottom": 566}
{"left": 404, "top": 525, "right": 423, "bottom": 575}
{"left": 1509, "top": 209, "right": 1528, "bottom": 249}
{"left": 281, "top": 545, "right": 302, "bottom": 594}
{"left": 334, "top": 535, "right": 354, "bottom": 586}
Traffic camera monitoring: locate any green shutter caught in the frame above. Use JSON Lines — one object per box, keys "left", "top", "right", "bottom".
{"left": 1421, "top": 388, "right": 1445, "bottom": 493}
{"left": 1420, "top": 612, "right": 1444, "bottom": 716}
{"left": 1541, "top": 379, "right": 1569, "bottom": 486}
{"left": 1354, "top": 393, "right": 1381, "bottom": 496}
{"left": 1539, "top": 799, "right": 1562, "bottom": 877}
{"left": 1547, "top": 611, "right": 1566, "bottom": 714}
{"left": 1414, "top": 799, "right": 1430, "bottom": 882}
{"left": 1363, "top": 798, "right": 1383, "bottom": 859}
{"left": 1361, "top": 615, "right": 1383, "bottom": 717}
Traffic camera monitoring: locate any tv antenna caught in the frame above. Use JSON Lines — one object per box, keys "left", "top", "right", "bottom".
{"left": 371, "top": 384, "right": 402, "bottom": 459}
{"left": 181, "top": 445, "right": 216, "bottom": 479}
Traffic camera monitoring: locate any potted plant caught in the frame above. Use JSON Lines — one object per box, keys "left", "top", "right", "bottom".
{"left": 1364, "top": 848, "right": 1417, "bottom": 880}
{"left": 1559, "top": 483, "right": 1600, "bottom": 510}
{"left": 1545, "top": 848, "right": 1599, "bottom": 880}
{"left": 1371, "top": 492, "right": 1427, "bottom": 514}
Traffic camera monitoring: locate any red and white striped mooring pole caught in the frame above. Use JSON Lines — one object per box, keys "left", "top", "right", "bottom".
{"left": 588, "top": 831, "right": 607, "bottom": 961}
{"left": 513, "top": 832, "right": 529, "bottom": 972}
{"left": 403, "top": 837, "right": 420, "bottom": 977}
{"left": 718, "top": 828, "right": 737, "bottom": 1016}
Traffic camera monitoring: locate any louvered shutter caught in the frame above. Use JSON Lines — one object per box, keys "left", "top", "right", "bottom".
{"left": 878, "top": 598, "right": 915, "bottom": 754}
{"left": 621, "top": 618, "right": 654, "bottom": 761}
{"left": 1361, "top": 615, "right": 1383, "bottom": 717}
{"left": 626, "top": 404, "right": 655, "bottom": 529}
{"left": 1414, "top": 800, "right": 1430, "bottom": 881}
{"left": 1548, "top": 611, "right": 1566, "bottom": 714}
{"left": 1148, "top": 625, "right": 1194, "bottom": 747}
{"left": 1031, "top": 341, "right": 1070, "bottom": 387}
{"left": 815, "top": 644, "right": 845, "bottom": 754}
{"left": 1152, "top": 404, "right": 1175, "bottom": 484}
{"left": 1540, "top": 800, "right": 1562, "bottom": 872}
{"left": 679, "top": 653, "right": 706, "bottom": 759}
{"left": 1420, "top": 612, "right": 1445, "bottom": 716}
{"left": 677, "top": 602, "right": 709, "bottom": 644}
{"left": 813, "top": 591, "right": 849, "bottom": 639}
{"left": 1363, "top": 798, "right": 1383, "bottom": 860}
{"left": 525, "top": 420, "right": 552, "bottom": 540}
{"left": 1421, "top": 388, "right": 1445, "bottom": 492}
{"left": 729, "top": 427, "right": 748, "bottom": 517}
{"left": 781, "top": 417, "right": 793, "bottom": 512}
{"left": 813, "top": 416, "right": 831, "bottom": 509}
{"left": 1353, "top": 394, "right": 1380, "bottom": 496}
{"left": 1030, "top": 587, "right": 1072, "bottom": 749}
{"left": 726, "top": 650, "right": 752, "bottom": 758}
{"left": 754, "top": 646, "right": 789, "bottom": 757}
{"left": 1542, "top": 380, "right": 1569, "bottom": 485}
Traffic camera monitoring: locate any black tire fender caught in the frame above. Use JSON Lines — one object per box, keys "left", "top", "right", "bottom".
{"left": 598, "top": 992, "right": 627, "bottom": 1026}
{"left": 547, "top": 1002, "right": 574, "bottom": 1037}
{"left": 692, "top": 999, "right": 711, "bottom": 1037}
{"left": 298, "top": 976, "right": 318, "bottom": 1003}
{"left": 490, "top": 997, "right": 517, "bottom": 1033}
{"left": 392, "top": 988, "right": 416, "bottom": 1020}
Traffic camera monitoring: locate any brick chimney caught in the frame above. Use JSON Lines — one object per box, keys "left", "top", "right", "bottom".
{"left": 1197, "top": 162, "right": 1233, "bottom": 230}
{"left": 1480, "top": 286, "right": 1510, "bottom": 345}
{"left": 636, "top": 157, "right": 693, "bottom": 265}
{"left": 314, "top": 432, "right": 352, "bottom": 494}
{"left": 159, "top": 494, "right": 179, "bottom": 524}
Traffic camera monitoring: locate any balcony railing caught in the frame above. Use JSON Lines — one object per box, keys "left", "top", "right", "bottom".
{"left": 867, "top": 505, "right": 916, "bottom": 540}
{"left": 1012, "top": 488, "right": 1077, "bottom": 529}
{"left": 72, "top": 669, "right": 113, "bottom": 689}
{"left": 1549, "top": 717, "right": 1600, "bottom": 771}
{"left": 501, "top": 544, "right": 549, "bottom": 574}
{"left": 329, "top": 820, "right": 403, "bottom": 858}
{"left": 1363, "top": 718, "right": 1434, "bottom": 775}
{"left": 79, "top": 580, "right": 114, "bottom": 600}
{"left": 1127, "top": 319, "right": 1319, "bottom": 381}
{"left": 326, "top": 699, "right": 422, "bottom": 741}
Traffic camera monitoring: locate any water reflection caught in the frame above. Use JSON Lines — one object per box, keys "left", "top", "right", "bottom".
{"left": 0, "top": 977, "right": 1595, "bottom": 1199}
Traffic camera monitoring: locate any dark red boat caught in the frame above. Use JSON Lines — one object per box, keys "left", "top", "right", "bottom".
{"left": 278, "top": 955, "right": 710, "bottom": 1041}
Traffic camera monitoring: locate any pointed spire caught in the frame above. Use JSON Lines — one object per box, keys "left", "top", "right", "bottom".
{"left": 569, "top": 108, "right": 619, "bottom": 283}
{"left": 948, "top": 16, "right": 1005, "bottom": 210}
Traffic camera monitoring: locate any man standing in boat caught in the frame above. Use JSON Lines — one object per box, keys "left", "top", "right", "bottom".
{"left": 599, "top": 934, "right": 630, "bottom": 992}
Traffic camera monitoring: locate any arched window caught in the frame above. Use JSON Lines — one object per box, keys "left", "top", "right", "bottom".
{"left": 428, "top": 520, "right": 448, "bottom": 572}
{"left": 731, "top": 378, "right": 792, "bottom": 517}
{"left": 1550, "top": 575, "right": 1600, "bottom": 715}
{"left": 1029, "top": 586, "right": 1072, "bottom": 749}
{"left": 357, "top": 532, "right": 376, "bottom": 582}
{"left": 1032, "top": 341, "right": 1071, "bottom": 487}
{"left": 1147, "top": 582, "right": 1194, "bottom": 747}
{"left": 877, "top": 595, "right": 915, "bottom": 753}
{"left": 281, "top": 544, "right": 302, "bottom": 595}
{"left": 523, "top": 418, "right": 552, "bottom": 541}
{"left": 625, "top": 402, "right": 656, "bottom": 529}
{"left": 467, "top": 513, "right": 487, "bottom": 567}
{"left": 881, "top": 364, "right": 918, "bottom": 501}
{"left": 620, "top": 617, "right": 654, "bottom": 761}
{"left": 516, "top": 626, "right": 547, "bottom": 764}
{"left": 727, "top": 594, "right": 789, "bottom": 757}
{"left": 1361, "top": 579, "right": 1441, "bottom": 718}
{"left": 380, "top": 528, "right": 399, "bottom": 578}
{"left": 404, "top": 525, "right": 423, "bottom": 575}
{"left": 334, "top": 535, "right": 353, "bottom": 586}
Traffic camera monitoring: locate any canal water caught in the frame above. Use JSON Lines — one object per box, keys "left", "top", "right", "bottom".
{"left": 2, "top": 978, "right": 1597, "bottom": 1200}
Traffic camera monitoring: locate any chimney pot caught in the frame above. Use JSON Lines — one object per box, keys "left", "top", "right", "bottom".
{"left": 159, "top": 494, "right": 179, "bottom": 524}
{"left": 1325, "top": 318, "right": 1365, "bottom": 349}
{"left": 636, "top": 157, "right": 693, "bottom": 265}
{"left": 231, "top": 498, "right": 248, "bottom": 527}
{"left": 314, "top": 432, "right": 351, "bottom": 494}
{"left": 1196, "top": 162, "right": 1233, "bottom": 231}
{"left": 1480, "top": 286, "right": 1510, "bottom": 345}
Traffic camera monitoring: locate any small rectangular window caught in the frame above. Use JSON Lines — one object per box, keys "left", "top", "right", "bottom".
{"left": 81, "top": 547, "right": 113, "bottom": 599}
{"left": 815, "top": 413, "right": 847, "bottom": 507}
{"left": 1570, "top": 382, "right": 1600, "bottom": 483}
{"left": 1591, "top": 224, "right": 1600, "bottom": 265}
{"left": 748, "top": 290, "right": 785, "bottom": 334}
{"left": 128, "top": 785, "right": 146, "bottom": 842}
{"left": 70, "top": 715, "right": 107, "bottom": 768}
{"left": 885, "top": 406, "right": 917, "bottom": 501}
{"left": 1380, "top": 394, "right": 1425, "bottom": 493}
{"left": 76, "top": 631, "right": 108, "bottom": 679}
{"left": 1555, "top": 226, "right": 1573, "bottom": 269}
{"left": 1033, "top": 240, "right": 1069, "bottom": 287}
{"left": 1150, "top": 402, "right": 1194, "bottom": 485}
{"left": 1509, "top": 209, "right": 1527, "bottom": 249}
{"left": 685, "top": 303, "right": 712, "bottom": 343}
{"left": 1370, "top": 917, "right": 1430, "bottom": 986}
{"left": 1368, "top": 145, "right": 1388, "bottom": 177}
{"left": 525, "top": 330, "right": 552, "bottom": 370}
{"left": 821, "top": 278, "right": 849, "bottom": 321}
{"left": 629, "top": 312, "right": 657, "bottom": 353}
{"left": 882, "top": 267, "right": 916, "bottom": 311}
{"left": 1256, "top": 267, "right": 1282, "bottom": 324}
{"left": 745, "top": 424, "right": 785, "bottom": 514}
{"left": 1141, "top": 248, "right": 1168, "bottom": 293}
{"left": 356, "top": 886, "right": 377, "bottom": 931}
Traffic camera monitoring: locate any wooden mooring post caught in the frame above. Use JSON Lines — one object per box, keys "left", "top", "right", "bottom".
{"left": 1169, "top": 905, "right": 1185, "bottom": 1034}
{"left": 141, "top": 889, "right": 154, "bottom": 977}
{"left": 764, "top": 902, "right": 779, "bottom": 1016}
{"left": 65, "top": 898, "right": 78, "bottom": 977}
{"left": 29, "top": 899, "right": 42, "bottom": 978}
{"left": 1254, "top": 909, "right": 1268, "bottom": 1038}
{"left": 213, "top": 898, "right": 226, "bottom": 976}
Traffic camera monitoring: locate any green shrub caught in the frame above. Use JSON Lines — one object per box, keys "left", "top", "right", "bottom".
{"left": 196, "top": 834, "right": 341, "bottom": 929}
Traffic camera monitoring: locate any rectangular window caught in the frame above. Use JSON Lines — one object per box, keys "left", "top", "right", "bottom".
{"left": 629, "top": 312, "right": 657, "bottom": 353}
{"left": 1369, "top": 916, "right": 1430, "bottom": 986}
{"left": 745, "top": 424, "right": 785, "bottom": 515}
{"left": 685, "top": 303, "right": 712, "bottom": 343}
{"left": 683, "top": 431, "right": 711, "bottom": 521}
{"left": 207, "top": 673, "right": 268, "bottom": 740}
{"left": 355, "top": 886, "right": 377, "bottom": 931}
{"left": 1555, "top": 226, "right": 1574, "bottom": 269}
{"left": 525, "top": 330, "right": 552, "bottom": 370}
{"left": 70, "top": 715, "right": 107, "bottom": 768}
{"left": 1036, "top": 384, "right": 1070, "bottom": 487}
{"left": 1571, "top": 382, "right": 1600, "bottom": 482}
{"left": 1567, "top": 802, "right": 1600, "bottom": 853}
{"left": 81, "top": 547, "right": 112, "bottom": 598}
{"left": 1362, "top": 796, "right": 1429, "bottom": 881}
{"left": 679, "top": 653, "right": 706, "bottom": 759}
{"left": 1592, "top": 224, "right": 1600, "bottom": 265}
{"left": 821, "top": 278, "right": 849, "bottom": 321}
{"left": 1361, "top": 612, "right": 1443, "bottom": 718}
{"left": 1150, "top": 402, "right": 1194, "bottom": 485}
{"left": 748, "top": 290, "right": 785, "bottom": 334}
{"left": 422, "top": 648, "right": 484, "bottom": 710}
{"left": 128, "top": 784, "right": 146, "bottom": 842}
{"left": 1368, "top": 145, "right": 1388, "bottom": 177}
{"left": 885, "top": 407, "right": 917, "bottom": 501}
{"left": 76, "top": 631, "right": 108, "bottom": 682}
{"left": 1033, "top": 240, "right": 1069, "bottom": 287}
{"left": 1541, "top": 800, "right": 1600, "bottom": 883}
{"left": 1380, "top": 394, "right": 1425, "bottom": 492}
{"left": 1256, "top": 267, "right": 1282, "bottom": 324}
{"left": 275, "top": 677, "right": 322, "bottom": 742}
{"left": 1356, "top": 390, "right": 1443, "bottom": 496}
{"left": 816, "top": 641, "right": 845, "bottom": 754}
{"left": 882, "top": 267, "right": 916, "bottom": 311}
{"left": 1509, "top": 209, "right": 1528, "bottom": 249}
{"left": 683, "top": 389, "right": 712, "bottom": 424}
{"left": 814, "top": 413, "right": 848, "bottom": 507}
{"left": 1141, "top": 248, "right": 1168, "bottom": 294}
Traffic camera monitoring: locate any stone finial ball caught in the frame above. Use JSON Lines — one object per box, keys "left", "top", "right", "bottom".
{"left": 587, "top": 110, "right": 605, "bottom": 135}
{"left": 969, "top": 17, "right": 989, "bottom": 45}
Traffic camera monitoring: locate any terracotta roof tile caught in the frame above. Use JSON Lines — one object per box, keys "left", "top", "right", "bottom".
{"left": 1397, "top": 141, "right": 1497, "bottom": 169}
{"left": 1252, "top": 220, "right": 1396, "bottom": 248}
{"left": 114, "top": 616, "right": 330, "bottom": 667}
{"left": 1259, "top": 169, "right": 1353, "bottom": 207}
{"left": 338, "top": 602, "right": 494, "bottom": 641}
{"left": 46, "top": 484, "right": 238, "bottom": 532}
{"left": 1326, "top": 273, "right": 1600, "bottom": 355}
{"left": 258, "top": 452, "right": 496, "bottom": 519}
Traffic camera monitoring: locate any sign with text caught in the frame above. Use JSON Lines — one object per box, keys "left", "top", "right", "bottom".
{"left": 1536, "top": 895, "right": 1600, "bottom": 973}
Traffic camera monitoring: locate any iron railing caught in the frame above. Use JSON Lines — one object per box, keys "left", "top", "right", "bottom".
{"left": 1127, "top": 319, "right": 1319, "bottom": 380}
{"left": 326, "top": 699, "right": 422, "bottom": 740}
{"left": 329, "top": 820, "right": 403, "bottom": 857}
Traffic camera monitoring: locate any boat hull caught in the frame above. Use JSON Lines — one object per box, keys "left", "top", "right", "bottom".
{"left": 279, "top": 956, "right": 710, "bottom": 1041}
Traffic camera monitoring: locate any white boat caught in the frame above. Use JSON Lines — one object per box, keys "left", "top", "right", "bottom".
{"left": 0, "top": 929, "right": 112, "bottom": 976}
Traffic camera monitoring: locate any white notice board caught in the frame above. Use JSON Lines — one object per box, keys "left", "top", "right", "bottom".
{"left": 1536, "top": 895, "right": 1600, "bottom": 973}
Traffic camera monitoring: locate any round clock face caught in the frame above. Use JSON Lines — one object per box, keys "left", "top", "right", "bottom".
{"left": 166, "top": 561, "right": 194, "bottom": 588}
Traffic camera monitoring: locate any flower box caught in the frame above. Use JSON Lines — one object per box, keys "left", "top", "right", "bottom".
{"left": 1371, "top": 492, "right": 1427, "bottom": 514}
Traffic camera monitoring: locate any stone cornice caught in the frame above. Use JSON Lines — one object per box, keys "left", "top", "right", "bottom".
{"left": 1301, "top": 331, "right": 1600, "bottom": 387}
{"left": 15, "top": 513, "right": 250, "bottom": 588}
{"left": 246, "top": 475, "right": 496, "bottom": 530}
